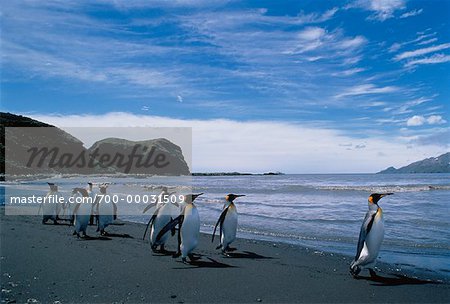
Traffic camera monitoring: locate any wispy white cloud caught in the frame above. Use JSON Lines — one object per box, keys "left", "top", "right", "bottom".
{"left": 388, "top": 43, "right": 402, "bottom": 53}
{"left": 295, "top": 7, "right": 339, "bottom": 24}
{"left": 394, "top": 43, "right": 450, "bottom": 61}
{"left": 335, "top": 84, "right": 399, "bottom": 98}
{"left": 413, "top": 32, "right": 437, "bottom": 43}
{"left": 404, "top": 54, "right": 450, "bottom": 67}
{"left": 101, "top": 0, "right": 235, "bottom": 10}
{"left": 25, "top": 112, "right": 448, "bottom": 173}
{"left": 399, "top": 8, "right": 423, "bottom": 19}
{"left": 406, "top": 115, "right": 426, "bottom": 126}
{"left": 332, "top": 67, "right": 366, "bottom": 76}
{"left": 2, "top": 0, "right": 447, "bottom": 144}
{"left": 388, "top": 31, "right": 437, "bottom": 53}
{"left": 346, "top": 0, "right": 406, "bottom": 21}
{"left": 427, "top": 115, "right": 447, "bottom": 125}
{"left": 417, "top": 38, "right": 438, "bottom": 46}
{"left": 407, "top": 115, "right": 447, "bottom": 126}
{"left": 389, "top": 96, "right": 434, "bottom": 115}
{"left": 286, "top": 26, "right": 367, "bottom": 55}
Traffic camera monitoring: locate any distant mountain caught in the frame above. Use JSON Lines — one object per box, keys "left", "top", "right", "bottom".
{"left": 378, "top": 152, "right": 450, "bottom": 174}
{"left": 87, "top": 138, "right": 190, "bottom": 175}
{"left": 1, "top": 112, "right": 112, "bottom": 178}
{"left": 1, "top": 113, "right": 53, "bottom": 178}
{"left": 1, "top": 112, "right": 190, "bottom": 179}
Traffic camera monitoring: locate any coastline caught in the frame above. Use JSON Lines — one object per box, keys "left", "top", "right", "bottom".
{"left": 1, "top": 208, "right": 449, "bottom": 303}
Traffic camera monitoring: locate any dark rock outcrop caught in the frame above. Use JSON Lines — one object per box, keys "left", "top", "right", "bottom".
{"left": 87, "top": 138, "right": 190, "bottom": 175}
{"left": 1, "top": 112, "right": 190, "bottom": 178}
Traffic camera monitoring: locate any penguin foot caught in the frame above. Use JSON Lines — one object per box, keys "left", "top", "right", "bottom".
{"left": 72, "top": 230, "right": 77, "bottom": 236}
{"left": 181, "top": 257, "right": 188, "bottom": 264}
{"left": 188, "top": 254, "right": 201, "bottom": 262}
{"left": 159, "top": 245, "right": 166, "bottom": 253}
{"left": 225, "top": 246, "right": 237, "bottom": 252}
{"left": 172, "top": 251, "right": 181, "bottom": 258}
{"left": 369, "top": 268, "right": 377, "bottom": 278}
{"left": 151, "top": 244, "right": 158, "bottom": 253}
{"left": 222, "top": 251, "right": 231, "bottom": 257}
{"left": 349, "top": 265, "right": 361, "bottom": 278}
{"left": 215, "top": 244, "right": 223, "bottom": 250}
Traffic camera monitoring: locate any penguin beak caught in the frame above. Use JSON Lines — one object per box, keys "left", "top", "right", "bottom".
{"left": 192, "top": 193, "right": 204, "bottom": 200}
{"left": 381, "top": 193, "right": 393, "bottom": 198}
{"left": 226, "top": 194, "right": 246, "bottom": 202}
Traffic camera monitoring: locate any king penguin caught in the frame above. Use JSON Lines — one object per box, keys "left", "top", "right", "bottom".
{"left": 212, "top": 194, "right": 245, "bottom": 255}
{"left": 72, "top": 188, "right": 93, "bottom": 238}
{"left": 350, "top": 192, "right": 393, "bottom": 277}
{"left": 87, "top": 182, "right": 97, "bottom": 225}
{"left": 95, "top": 184, "right": 115, "bottom": 236}
{"left": 155, "top": 193, "right": 203, "bottom": 263}
{"left": 142, "top": 187, "right": 179, "bottom": 252}
{"left": 41, "top": 183, "right": 61, "bottom": 225}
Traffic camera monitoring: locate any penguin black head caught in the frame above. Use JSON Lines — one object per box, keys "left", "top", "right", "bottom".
{"left": 99, "top": 183, "right": 108, "bottom": 194}
{"left": 161, "top": 186, "right": 168, "bottom": 193}
{"left": 88, "top": 182, "right": 93, "bottom": 188}
{"left": 225, "top": 194, "right": 246, "bottom": 202}
{"left": 368, "top": 193, "right": 393, "bottom": 204}
{"left": 48, "top": 182, "right": 58, "bottom": 191}
{"left": 184, "top": 193, "right": 203, "bottom": 204}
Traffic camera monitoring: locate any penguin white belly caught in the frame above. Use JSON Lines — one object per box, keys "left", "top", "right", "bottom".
{"left": 97, "top": 199, "right": 115, "bottom": 231}
{"left": 75, "top": 203, "right": 92, "bottom": 234}
{"left": 181, "top": 205, "right": 200, "bottom": 258}
{"left": 358, "top": 213, "right": 384, "bottom": 268}
{"left": 151, "top": 214, "right": 171, "bottom": 245}
{"left": 62, "top": 201, "right": 75, "bottom": 221}
{"left": 42, "top": 192, "right": 60, "bottom": 221}
{"left": 150, "top": 203, "right": 179, "bottom": 245}
{"left": 221, "top": 207, "right": 238, "bottom": 248}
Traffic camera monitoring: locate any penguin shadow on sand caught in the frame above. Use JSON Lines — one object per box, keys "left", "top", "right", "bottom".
{"left": 101, "top": 232, "right": 133, "bottom": 239}
{"left": 173, "top": 255, "right": 236, "bottom": 269}
{"left": 222, "top": 249, "right": 274, "bottom": 260}
{"left": 151, "top": 248, "right": 179, "bottom": 257}
{"left": 43, "top": 221, "right": 72, "bottom": 226}
{"left": 74, "top": 232, "right": 132, "bottom": 240}
{"left": 354, "top": 270, "right": 442, "bottom": 286}
{"left": 76, "top": 235, "right": 112, "bottom": 241}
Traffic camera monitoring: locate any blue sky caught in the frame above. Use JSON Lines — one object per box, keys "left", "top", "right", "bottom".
{"left": 1, "top": 0, "right": 449, "bottom": 173}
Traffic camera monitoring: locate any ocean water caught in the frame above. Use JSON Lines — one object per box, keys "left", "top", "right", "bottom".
{"left": 1, "top": 173, "right": 449, "bottom": 279}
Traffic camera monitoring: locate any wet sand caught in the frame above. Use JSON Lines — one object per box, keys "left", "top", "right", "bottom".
{"left": 1, "top": 208, "right": 449, "bottom": 303}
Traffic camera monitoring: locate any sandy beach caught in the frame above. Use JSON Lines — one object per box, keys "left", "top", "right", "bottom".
{"left": 1, "top": 207, "right": 449, "bottom": 303}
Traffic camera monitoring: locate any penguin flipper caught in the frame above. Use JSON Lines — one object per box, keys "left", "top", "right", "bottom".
{"left": 155, "top": 215, "right": 184, "bottom": 243}
{"left": 355, "top": 211, "right": 376, "bottom": 261}
{"left": 142, "top": 212, "right": 158, "bottom": 240}
{"left": 170, "top": 217, "right": 177, "bottom": 236}
{"left": 143, "top": 202, "right": 157, "bottom": 214}
{"left": 212, "top": 207, "right": 229, "bottom": 243}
